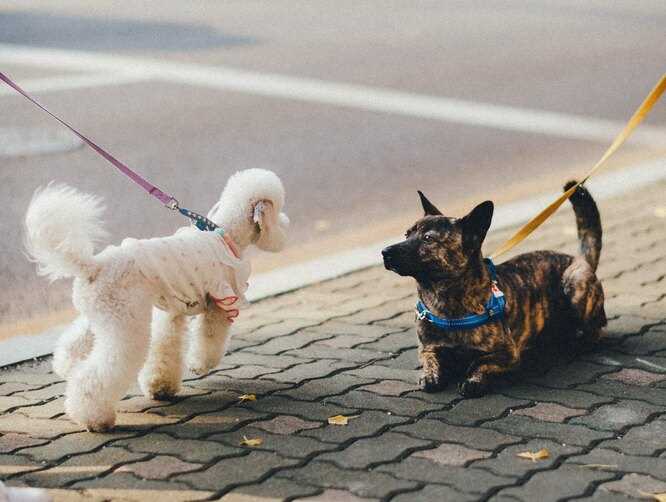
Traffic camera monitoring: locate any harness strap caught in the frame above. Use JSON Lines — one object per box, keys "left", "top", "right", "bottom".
{"left": 416, "top": 258, "right": 506, "bottom": 331}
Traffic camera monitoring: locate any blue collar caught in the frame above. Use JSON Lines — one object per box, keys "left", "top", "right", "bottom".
{"left": 416, "top": 258, "right": 506, "bottom": 331}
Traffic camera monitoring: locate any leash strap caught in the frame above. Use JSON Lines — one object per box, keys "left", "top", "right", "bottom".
{"left": 416, "top": 258, "right": 505, "bottom": 330}
{"left": 490, "top": 73, "right": 666, "bottom": 259}
{"left": 0, "top": 71, "right": 178, "bottom": 208}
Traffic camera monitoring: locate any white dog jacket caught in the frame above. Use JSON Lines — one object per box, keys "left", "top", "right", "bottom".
{"left": 120, "top": 226, "right": 250, "bottom": 315}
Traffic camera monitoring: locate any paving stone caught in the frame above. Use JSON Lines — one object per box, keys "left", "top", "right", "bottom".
{"left": 354, "top": 330, "right": 416, "bottom": 353}
{"left": 583, "top": 352, "right": 666, "bottom": 374}
{"left": 221, "top": 351, "right": 310, "bottom": 369}
{"left": 327, "top": 389, "right": 442, "bottom": 417}
{"left": 356, "top": 379, "right": 419, "bottom": 396}
{"left": 403, "top": 386, "right": 462, "bottom": 406}
{"left": 374, "top": 348, "right": 420, "bottom": 370}
{"left": 605, "top": 315, "right": 655, "bottom": 337}
{"left": 0, "top": 382, "right": 41, "bottom": 396}
{"left": 616, "top": 329, "right": 666, "bottom": 356}
{"left": 212, "top": 365, "right": 283, "bottom": 379}
{"left": 300, "top": 409, "right": 408, "bottom": 444}
{"left": 240, "top": 319, "right": 322, "bottom": 342}
{"left": 284, "top": 345, "right": 387, "bottom": 364}
{"left": 210, "top": 426, "right": 336, "bottom": 459}
{"left": 221, "top": 477, "right": 321, "bottom": 501}
{"left": 569, "top": 400, "right": 662, "bottom": 432}
{"left": 577, "top": 380, "right": 666, "bottom": 407}
{"left": 472, "top": 439, "right": 581, "bottom": 478}
{"left": 176, "top": 451, "right": 299, "bottom": 491}
{"left": 316, "top": 432, "right": 431, "bottom": 469}
{"left": 392, "top": 484, "right": 476, "bottom": 502}
{"left": 277, "top": 374, "right": 373, "bottom": 401}
{"left": 245, "top": 395, "right": 356, "bottom": 422}
{"left": 48, "top": 487, "right": 212, "bottom": 501}
{"left": 189, "top": 375, "right": 293, "bottom": 396}
{"left": 512, "top": 403, "right": 586, "bottom": 422}
{"left": 0, "top": 413, "right": 83, "bottom": 438}
{"left": 0, "top": 432, "right": 48, "bottom": 453}
{"left": 276, "top": 460, "right": 419, "bottom": 499}
{"left": 483, "top": 415, "right": 613, "bottom": 446}
{"left": 525, "top": 360, "right": 618, "bottom": 388}
{"left": 116, "top": 433, "right": 244, "bottom": 463}
{"left": 143, "top": 390, "right": 239, "bottom": 419}
{"left": 501, "top": 384, "right": 613, "bottom": 408}
{"left": 394, "top": 419, "right": 520, "bottom": 451}
{"left": 155, "top": 407, "right": 270, "bottom": 439}
{"left": 120, "top": 455, "right": 202, "bottom": 480}
{"left": 297, "top": 489, "right": 374, "bottom": 501}
{"left": 266, "top": 360, "right": 353, "bottom": 384}
{"left": 0, "top": 395, "right": 31, "bottom": 414}
{"left": 0, "top": 453, "right": 42, "bottom": 476}
{"left": 248, "top": 330, "right": 335, "bottom": 355}
{"left": 429, "top": 395, "right": 530, "bottom": 425}
{"left": 71, "top": 472, "right": 195, "bottom": 492}
{"left": 598, "top": 417, "right": 666, "bottom": 455}
{"left": 378, "top": 456, "right": 510, "bottom": 495}
{"left": 18, "top": 446, "right": 147, "bottom": 487}
{"left": 342, "top": 364, "right": 420, "bottom": 384}
{"left": 498, "top": 465, "right": 616, "bottom": 500}
{"left": 599, "top": 473, "right": 666, "bottom": 499}
{"left": 603, "top": 368, "right": 666, "bottom": 385}
{"left": 253, "top": 415, "right": 321, "bottom": 435}
{"left": 20, "top": 431, "right": 134, "bottom": 463}
{"left": 567, "top": 448, "right": 666, "bottom": 481}
{"left": 412, "top": 443, "right": 491, "bottom": 465}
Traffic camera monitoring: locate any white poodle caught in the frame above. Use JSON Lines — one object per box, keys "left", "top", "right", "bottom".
{"left": 24, "top": 169, "right": 289, "bottom": 432}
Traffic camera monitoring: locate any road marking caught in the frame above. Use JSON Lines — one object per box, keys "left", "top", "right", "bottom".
{"left": 1, "top": 44, "right": 665, "bottom": 146}
{"left": 0, "top": 72, "right": 151, "bottom": 96}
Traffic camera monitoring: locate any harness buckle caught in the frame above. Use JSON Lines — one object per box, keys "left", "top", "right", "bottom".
{"left": 416, "top": 309, "right": 428, "bottom": 321}
{"left": 165, "top": 198, "right": 180, "bottom": 211}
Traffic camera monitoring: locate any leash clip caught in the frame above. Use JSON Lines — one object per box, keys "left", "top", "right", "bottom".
{"left": 165, "top": 198, "right": 180, "bottom": 211}
{"left": 416, "top": 309, "right": 428, "bottom": 321}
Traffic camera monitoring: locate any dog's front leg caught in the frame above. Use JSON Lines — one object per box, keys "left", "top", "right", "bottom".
{"left": 138, "top": 309, "right": 187, "bottom": 400}
{"left": 187, "top": 306, "right": 232, "bottom": 376}
{"left": 459, "top": 345, "right": 519, "bottom": 398}
{"left": 419, "top": 344, "right": 444, "bottom": 392}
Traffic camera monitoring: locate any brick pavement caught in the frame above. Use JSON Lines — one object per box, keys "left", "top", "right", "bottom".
{"left": 1, "top": 181, "right": 665, "bottom": 501}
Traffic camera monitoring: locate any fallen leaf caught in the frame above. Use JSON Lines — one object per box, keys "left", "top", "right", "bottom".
{"left": 516, "top": 448, "right": 550, "bottom": 462}
{"left": 240, "top": 435, "right": 263, "bottom": 447}
{"left": 327, "top": 415, "right": 360, "bottom": 426}
{"left": 638, "top": 491, "right": 666, "bottom": 502}
{"left": 579, "top": 464, "right": 617, "bottom": 470}
{"left": 238, "top": 394, "right": 256, "bottom": 402}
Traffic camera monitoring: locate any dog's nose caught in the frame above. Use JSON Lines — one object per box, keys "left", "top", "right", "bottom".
{"left": 381, "top": 247, "right": 391, "bottom": 259}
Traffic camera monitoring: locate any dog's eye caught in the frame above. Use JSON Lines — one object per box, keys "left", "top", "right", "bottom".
{"left": 422, "top": 232, "right": 436, "bottom": 242}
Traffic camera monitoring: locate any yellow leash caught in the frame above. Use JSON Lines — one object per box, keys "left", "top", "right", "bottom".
{"left": 490, "top": 73, "right": 666, "bottom": 260}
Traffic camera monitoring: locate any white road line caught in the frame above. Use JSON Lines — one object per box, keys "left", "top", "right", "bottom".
{"left": 0, "top": 72, "right": 152, "bottom": 96}
{"left": 1, "top": 44, "right": 665, "bottom": 146}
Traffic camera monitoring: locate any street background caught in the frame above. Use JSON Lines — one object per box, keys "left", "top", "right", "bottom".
{"left": 1, "top": 0, "right": 665, "bottom": 338}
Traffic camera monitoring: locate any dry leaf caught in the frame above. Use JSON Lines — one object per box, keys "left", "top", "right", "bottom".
{"left": 238, "top": 394, "right": 257, "bottom": 402}
{"left": 516, "top": 448, "right": 550, "bottom": 462}
{"left": 639, "top": 491, "right": 666, "bottom": 502}
{"left": 579, "top": 464, "right": 617, "bottom": 470}
{"left": 328, "top": 414, "right": 362, "bottom": 426}
{"left": 240, "top": 435, "right": 263, "bottom": 447}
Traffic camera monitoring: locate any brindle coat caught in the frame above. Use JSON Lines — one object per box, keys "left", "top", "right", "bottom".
{"left": 382, "top": 182, "right": 606, "bottom": 397}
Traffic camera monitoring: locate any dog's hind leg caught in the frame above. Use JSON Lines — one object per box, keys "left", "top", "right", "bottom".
{"left": 65, "top": 297, "right": 152, "bottom": 432}
{"left": 187, "top": 307, "right": 232, "bottom": 376}
{"left": 138, "top": 309, "right": 187, "bottom": 400}
{"left": 53, "top": 315, "right": 93, "bottom": 378}
{"left": 562, "top": 256, "right": 607, "bottom": 342}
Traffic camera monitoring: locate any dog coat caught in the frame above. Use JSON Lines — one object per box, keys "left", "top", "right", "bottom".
{"left": 120, "top": 226, "right": 250, "bottom": 315}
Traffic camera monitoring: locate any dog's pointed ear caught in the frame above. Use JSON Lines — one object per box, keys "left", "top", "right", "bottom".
{"left": 461, "top": 201, "right": 494, "bottom": 248}
{"left": 418, "top": 191, "right": 442, "bottom": 216}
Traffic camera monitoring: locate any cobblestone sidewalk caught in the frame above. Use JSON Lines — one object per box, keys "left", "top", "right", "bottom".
{"left": 1, "top": 181, "right": 665, "bottom": 502}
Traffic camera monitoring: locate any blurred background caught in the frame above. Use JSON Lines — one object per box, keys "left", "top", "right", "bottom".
{"left": 1, "top": 1, "right": 665, "bottom": 342}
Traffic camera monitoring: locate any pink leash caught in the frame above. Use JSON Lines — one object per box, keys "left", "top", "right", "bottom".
{"left": 2, "top": 71, "right": 243, "bottom": 304}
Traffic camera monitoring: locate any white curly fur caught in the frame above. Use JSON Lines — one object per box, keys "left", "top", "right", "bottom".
{"left": 25, "top": 169, "right": 289, "bottom": 432}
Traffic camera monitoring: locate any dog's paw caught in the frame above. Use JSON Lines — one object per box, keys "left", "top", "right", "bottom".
{"left": 420, "top": 374, "right": 444, "bottom": 393}
{"left": 65, "top": 395, "right": 115, "bottom": 433}
{"left": 458, "top": 378, "right": 488, "bottom": 398}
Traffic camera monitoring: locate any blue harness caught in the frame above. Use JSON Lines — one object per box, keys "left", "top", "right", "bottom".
{"left": 416, "top": 258, "right": 506, "bottom": 330}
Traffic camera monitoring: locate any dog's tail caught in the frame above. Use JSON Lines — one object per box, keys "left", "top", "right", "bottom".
{"left": 564, "top": 180, "right": 602, "bottom": 272}
{"left": 25, "top": 183, "right": 107, "bottom": 281}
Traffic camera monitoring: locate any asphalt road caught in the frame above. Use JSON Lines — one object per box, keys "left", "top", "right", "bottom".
{"left": 1, "top": 0, "right": 665, "bottom": 334}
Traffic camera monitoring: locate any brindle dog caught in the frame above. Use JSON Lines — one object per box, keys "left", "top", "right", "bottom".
{"left": 382, "top": 181, "right": 606, "bottom": 398}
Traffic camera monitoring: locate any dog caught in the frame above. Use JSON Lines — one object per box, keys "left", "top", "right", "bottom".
{"left": 382, "top": 181, "right": 606, "bottom": 398}
{"left": 25, "top": 168, "right": 289, "bottom": 431}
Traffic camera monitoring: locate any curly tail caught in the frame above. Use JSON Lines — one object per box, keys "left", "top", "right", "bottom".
{"left": 564, "top": 180, "right": 602, "bottom": 272}
{"left": 25, "top": 183, "right": 107, "bottom": 281}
